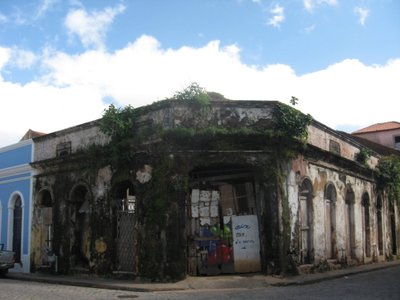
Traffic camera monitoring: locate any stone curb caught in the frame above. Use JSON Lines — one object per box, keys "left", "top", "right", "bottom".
{"left": 6, "top": 260, "right": 400, "bottom": 292}
{"left": 268, "top": 260, "right": 400, "bottom": 287}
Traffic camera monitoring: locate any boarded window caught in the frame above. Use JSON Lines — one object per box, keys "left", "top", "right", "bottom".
{"left": 329, "top": 140, "right": 341, "bottom": 155}
{"left": 56, "top": 141, "right": 71, "bottom": 157}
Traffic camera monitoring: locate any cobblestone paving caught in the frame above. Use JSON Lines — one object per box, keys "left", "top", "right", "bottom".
{"left": 1, "top": 266, "right": 399, "bottom": 300}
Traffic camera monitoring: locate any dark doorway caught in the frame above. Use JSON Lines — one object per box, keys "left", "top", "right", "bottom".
{"left": 324, "top": 183, "right": 337, "bottom": 259}
{"left": 389, "top": 198, "right": 397, "bottom": 255}
{"left": 38, "top": 190, "right": 53, "bottom": 267}
{"left": 189, "top": 165, "right": 261, "bottom": 275}
{"left": 112, "top": 181, "right": 136, "bottom": 273}
{"left": 345, "top": 186, "right": 356, "bottom": 259}
{"left": 362, "top": 193, "right": 371, "bottom": 258}
{"left": 376, "top": 196, "right": 383, "bottom": 256}
{"left": 70, "top": 185, "right": 90, "bottom": 269}
{"left": 13, "top": 196, "right": 23, "bottom": 263}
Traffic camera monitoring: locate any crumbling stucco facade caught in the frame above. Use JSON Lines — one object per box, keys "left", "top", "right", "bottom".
{"left": 30, "top": 100, "right": 399, "bottom": 278}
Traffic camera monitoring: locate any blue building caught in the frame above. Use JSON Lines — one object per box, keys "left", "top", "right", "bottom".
{"left": 0, "top": 138, "right": 34, "bottom": 273}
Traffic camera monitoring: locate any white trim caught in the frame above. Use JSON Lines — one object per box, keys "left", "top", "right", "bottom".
{"left": 7, "top": 192, "right": 25, "bottom": 267}
{"left": 0, "top": 201, "right": 2, "bottom": 242}
{"left": 27, "top": 170, "right": 33, "bottom": 273}
{"left": 0, "top": 139, "right": 33, "bottom": 154}
{"left": 0, "top": 164, "right": 33, "bottom": 179}
{"left": 0, "top": 176, "right": 32, "bottom": 185}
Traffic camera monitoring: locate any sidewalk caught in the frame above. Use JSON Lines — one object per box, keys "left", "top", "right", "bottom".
{"left": 6, "top": 260, "right": 400, "bottom": 292}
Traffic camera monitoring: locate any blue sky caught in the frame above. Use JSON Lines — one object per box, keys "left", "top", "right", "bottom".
{"left": 0, "top": 0, "right": 399, "bottom": 147}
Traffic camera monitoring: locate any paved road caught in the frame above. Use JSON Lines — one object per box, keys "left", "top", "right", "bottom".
{"left": 1, "top": 266, "right": 399, "bottom": 300}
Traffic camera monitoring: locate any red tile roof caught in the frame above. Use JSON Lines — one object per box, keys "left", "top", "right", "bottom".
{"left": 352, "top": 121, "right": 400, "bottom": 134}
{"left": 20, "top": 129, "right": 47, "bottom": 141}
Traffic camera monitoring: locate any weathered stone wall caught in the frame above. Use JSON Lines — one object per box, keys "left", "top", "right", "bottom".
{"left": 308, "top": 122, "right": 379, "bottom": 168}
{"left": 31, "top": 163, "right": 115, "bottom": 274}
{"left": 137, "top": 100, "right": 276, "bottom": 130}
{"left": 287, "top": 154, "right": 394, "bottom": 268}
{"left": 30, "top": 100, "right": 398, "bottom": 278}
{"left": 34, "top": 121, "right": 109, "bottom": 162}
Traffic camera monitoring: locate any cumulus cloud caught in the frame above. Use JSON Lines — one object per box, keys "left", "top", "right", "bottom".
{"left": 0, "top": 80, "right": 106, "bottom": 146}
{"left": 354, "top": 7, "right": 369, "bottom": 26}
{"left": 304, "top": 0, "right": 338, "bottom": 12}
{"left": 268, "top": 4, "right": 285, "bottom": 27}
{"left": 41, "top": 35, "right": 400, "bottom": 127}
{"left": 65, "top": 4, "right": 126, "bottom": 49}
{"left": 1, "top": 35, "right": 400, "bottom": 147}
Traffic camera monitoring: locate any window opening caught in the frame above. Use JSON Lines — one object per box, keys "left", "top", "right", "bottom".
{"left": 376, "top": 196, "right": 383, "bottom": 255}
{"left": 394, "top": 136, "right": 400, "bottom": 150}
{"left": 300, "top": 179, "right": 313, "bottom": 264}
{"left": 345, "top": 187, "right": 356, "bottom": 259}
{"left": 324, "top": 184, "right": 337, "bottom": 259}
{"left": 362, "top": 193, "right": 371, "bottom": 257}
{"left": 13, "top": 196, "right": 22, "bottom": 263}
{"left": 56, "top": 141, "right": 71, "bottom": 157}
{"left": 329, "top": 140, "right": 341, "bottom": 155}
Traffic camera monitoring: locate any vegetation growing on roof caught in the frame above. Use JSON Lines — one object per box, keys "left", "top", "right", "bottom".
{"left": 169, "top": 82, "right": 211, "bottom": 109}
{"left": 96, "top": 88, "right": 314, "bottom": 278}
{"left": 272, "top": 102, "right": 313, "bottom": 141}
{"left": 355, "top": 147, "right": 372, "bottom": 165}
{"left": 377, "top": 155, "right": 400, "bottom": 205}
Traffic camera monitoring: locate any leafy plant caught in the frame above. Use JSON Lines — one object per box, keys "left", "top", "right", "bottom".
{"left": 377, "top": 155, "right": 400, "bottom": 204}
{"left": 273, "top": 102, "right": 313, "bottom": 140}
{"left": 99, "top": 104, "right": 136, "bottom": 139}
{"left": 170, "top": 82, "right": 211, "bottom": 109}
{"left": 355, "top": 147, "right": 372, "bottom": 165}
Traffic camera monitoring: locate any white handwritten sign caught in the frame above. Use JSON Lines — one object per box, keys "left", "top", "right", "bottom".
{"left": 232, "top": 215, "right": 261, "bottom": 273}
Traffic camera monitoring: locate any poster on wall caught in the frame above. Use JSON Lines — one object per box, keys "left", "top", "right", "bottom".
{"left": 232, "top": 215, "right": 261, "bottom": 273}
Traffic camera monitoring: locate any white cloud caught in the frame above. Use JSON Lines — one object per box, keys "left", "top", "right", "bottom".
{"left": 354, "top": 7, "right": 369, "bottom": 26}
{"left": 304, "top": 0, "right": 338, "bottom": 12}
{"left": 268, "top": 4, "right": 285, "bottom": 27}
{"left": 0, "top": 12, "right": 8, "bottom": 23}
{"left": 65, "top": 4, "right": 126, "bottom": 49}
{"left": 1, "top": 35, "right": 400, "bottom": 147}
{"left": 304, "top": 25, "right": 316, "bottom": 33}
{"left": 0, "top": 47, "right": 38, "bottom": 71}
{"left": 12, "top": 49, "right": 38, "bottom": 69}
{"left": 35, "top": 0, "right": 59, "bottom": 19}
{"left": 0, "top": 80, "right": 106, "bottom": 147}
{"left": 0, "top": 47, "right": 11, "bottom": 76}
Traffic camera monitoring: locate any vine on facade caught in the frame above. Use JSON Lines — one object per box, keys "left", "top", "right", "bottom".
{"left": 377, "top": 155, "right": 400, "bottom": 205}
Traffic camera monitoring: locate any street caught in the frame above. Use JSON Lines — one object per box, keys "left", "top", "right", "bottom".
{"left": 0, "top": 266, "right": 399, "bottom": 300}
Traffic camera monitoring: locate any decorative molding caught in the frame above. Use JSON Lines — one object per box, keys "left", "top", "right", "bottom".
{"left": 0, "top": 139, "right": 33, "bottom": 154}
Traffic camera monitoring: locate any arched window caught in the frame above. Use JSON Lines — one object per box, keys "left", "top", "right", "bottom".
{"left": 376, "top": 196, "right": 383, "bottom": 255}
{"left": 11, "top": 195, "right": 23, "bottom": 263}
{"left": 324, "top": 183, "right": 337, "bottom": 259}
{"left": 299, "top": 178, "right": 314, "bottom": 264}
{"left": 345, "top": 185, "right": 356, "bottom": 259}
{"left": 362, "top": 192, "right": 371, "bottom": 258}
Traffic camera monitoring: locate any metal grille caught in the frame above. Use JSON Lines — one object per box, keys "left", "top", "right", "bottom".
{"left": 116, "top": 211, "right": 136, "bottom": 272}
